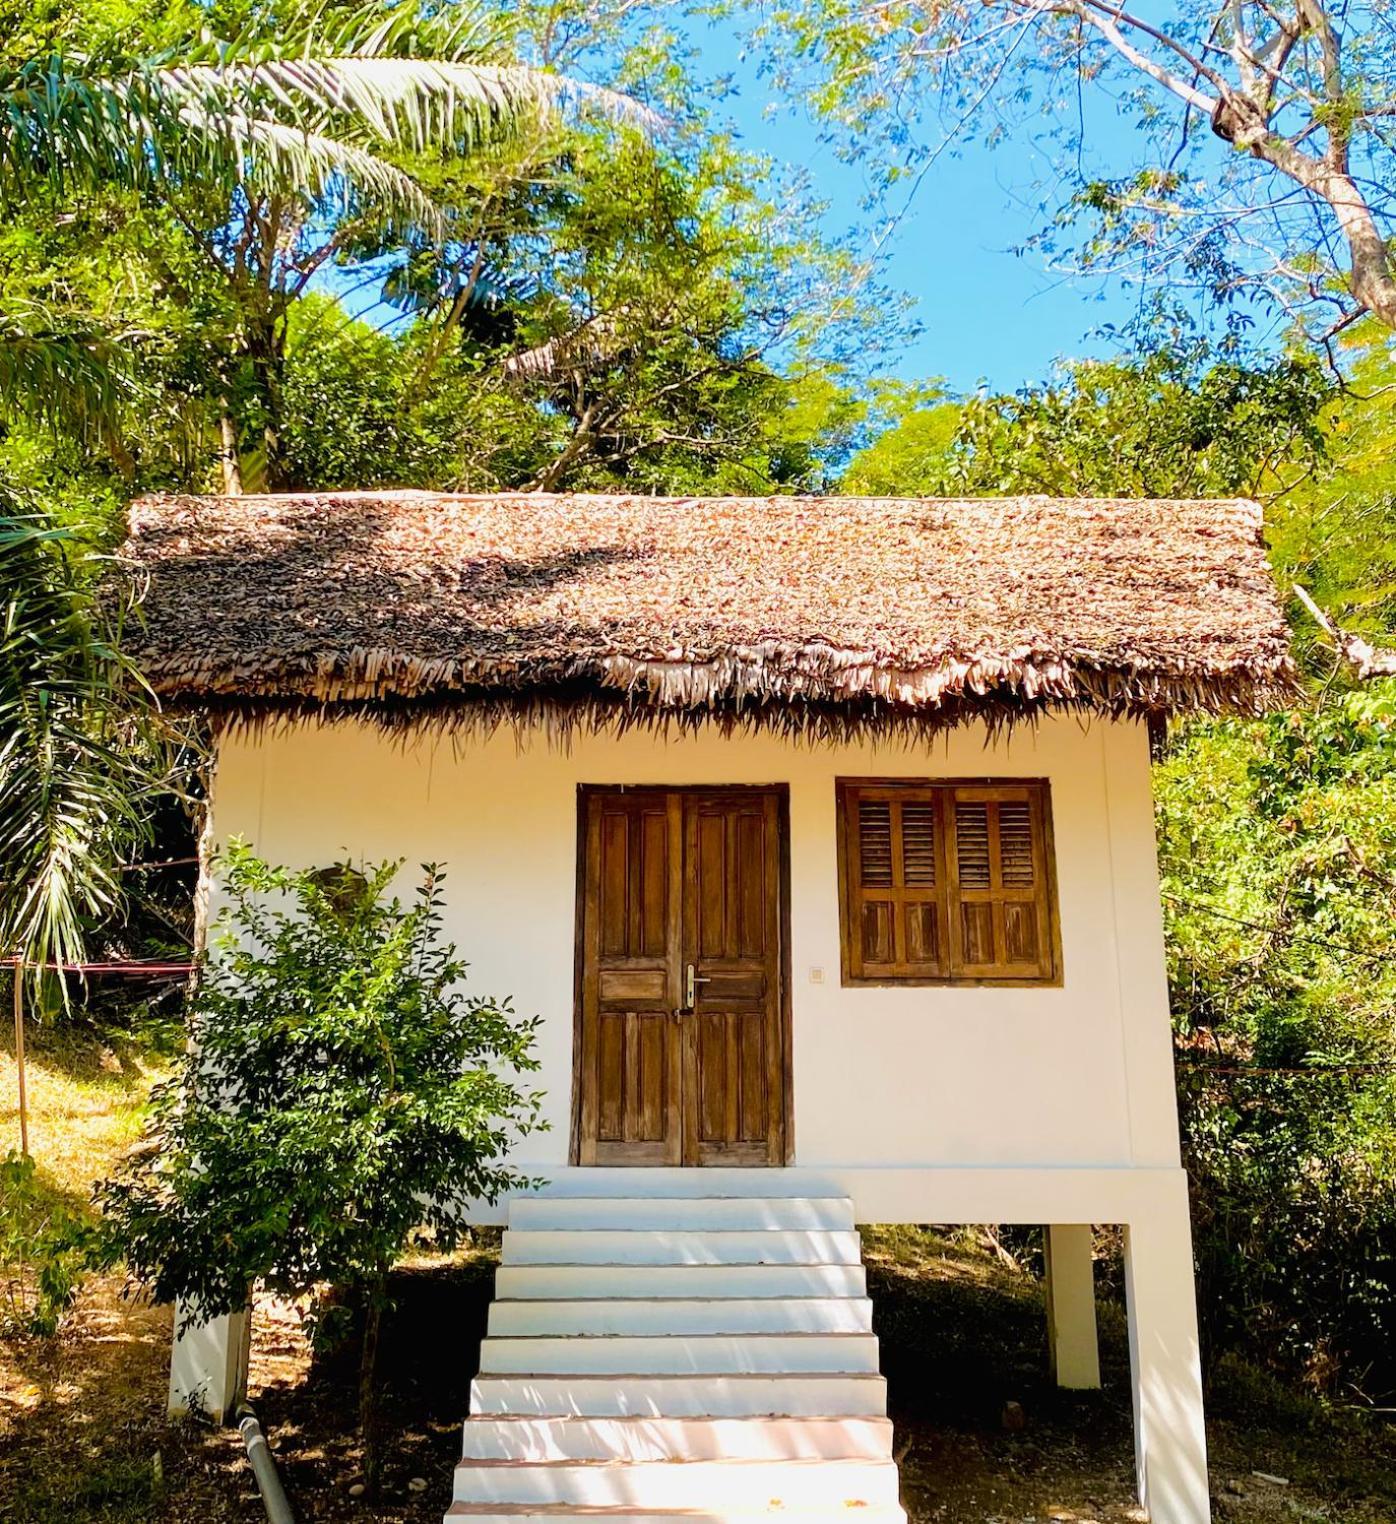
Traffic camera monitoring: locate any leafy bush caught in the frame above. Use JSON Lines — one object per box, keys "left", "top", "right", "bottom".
{"left": 1158, "top": 690, "right": 1396, "bottom": 1399}
{"left": 96, "top": 843, "right": 544, "bottom": 1479}
{"left": 0, "top": 1150, "right": 89, "bottom": 1336}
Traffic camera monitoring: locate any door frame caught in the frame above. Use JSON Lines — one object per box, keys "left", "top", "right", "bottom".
{"left": 569, "top": 783, "right": 794, "bottom": 1166}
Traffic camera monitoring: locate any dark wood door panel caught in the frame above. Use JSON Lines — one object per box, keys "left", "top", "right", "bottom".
{"left": 593, "top": 1009, "right": 677, "bottom": 1164}
{"left": 683, "top": 791, "right": 783, "bottom": 1165}
{"left": 577, "top": 786, "right": 787, "bottom": 1167}
{"left": 578, "top": 790, "right": 682, "bottom": 1165}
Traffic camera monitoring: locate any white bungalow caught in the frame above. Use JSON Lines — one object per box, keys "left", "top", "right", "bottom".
{"left": 122, "top": 489, "right": 1296, "bottom": 1524}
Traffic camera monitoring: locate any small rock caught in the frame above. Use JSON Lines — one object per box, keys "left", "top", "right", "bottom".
{"left": 1251, "top": 1471, "right": 1289, "bottom": 1486}
{"left": 348, "top": 1483, "right": 366, "bottom": 1498}
{"left": 408, "top": 1477, "right": 428, "bottom": 1493}
{"left": 1000, "top": 1400, "right": 1026, "bottom": 1431}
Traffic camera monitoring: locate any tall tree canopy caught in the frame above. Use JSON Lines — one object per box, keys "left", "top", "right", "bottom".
{"left": 741, "top": 0, "right": 1396, "bottom": 344}
{"left": 0, "top": 0, "right": 652, "bottom": 488}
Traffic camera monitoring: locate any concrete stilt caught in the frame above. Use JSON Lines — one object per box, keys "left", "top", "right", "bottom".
{"left": 1124, "top": 1185, "right": 1211, "bottom": 1524}
{"left": 168, "top": 1300, "right": 251, "bottom": 1424}
{"left": 1044, "top": 1223, "right": 1101, "bottom": 1389}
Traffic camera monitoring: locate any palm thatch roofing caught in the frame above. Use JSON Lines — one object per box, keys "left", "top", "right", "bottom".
{"left": 119, "top": 490, "right": 1296, "bottom": 733}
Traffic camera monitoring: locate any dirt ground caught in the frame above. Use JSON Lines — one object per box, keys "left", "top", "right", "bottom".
{"left": 3, "top": 1237, "right": 1394, "bottom": 1524}
{"left": 3, "top": 1023, "right": 1394, "bottom": 1523}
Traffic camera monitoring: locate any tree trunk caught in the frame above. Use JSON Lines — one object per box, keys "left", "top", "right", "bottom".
{"left": 241, "top": 308, "right": 288, "bottom": 493}
{"left": 359, "top": 1289, "right": 384, "bottom": 1491}
{"left": 219, "top": 410, "right": 244, "bottom": 496}
{"left": 1211, "top": 99, "right": 1396, "bottom": 330}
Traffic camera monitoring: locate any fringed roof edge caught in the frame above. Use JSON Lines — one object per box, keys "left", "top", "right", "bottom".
{"left": 181, "top": 658, "right": 1299, "bottom": 745}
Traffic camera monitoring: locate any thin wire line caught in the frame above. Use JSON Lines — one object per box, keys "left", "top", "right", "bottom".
{"left": 1161, "top": 892, "right": 1394, "bottom": 965}
{"left": 1175, "top": 1062, "right": 1396, "bottom": 1076}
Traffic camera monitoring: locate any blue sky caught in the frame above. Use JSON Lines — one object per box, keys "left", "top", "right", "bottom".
{"left": 693, "top": 19, "right": 1151, "bottom": 393}
{"left": 324, "top": 14, "right": 1197, "bottom": 395}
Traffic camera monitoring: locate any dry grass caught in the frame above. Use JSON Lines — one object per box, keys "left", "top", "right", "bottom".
{"left": 0, "top": 1013, "right": 172, "bottom": 1207}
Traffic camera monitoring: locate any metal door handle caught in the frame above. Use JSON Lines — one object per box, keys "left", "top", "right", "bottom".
{"left": 684, "top": 963, "right": 712, "bottom": 1010}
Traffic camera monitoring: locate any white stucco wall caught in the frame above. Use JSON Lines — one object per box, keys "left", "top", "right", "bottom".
{"left": 204, "top": 713, "right": 1182, "bottom": 1181}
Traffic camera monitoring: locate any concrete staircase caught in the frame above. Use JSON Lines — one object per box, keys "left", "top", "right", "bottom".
{"left": 447, "top": 1175, "right": 903, "bottom": 1523}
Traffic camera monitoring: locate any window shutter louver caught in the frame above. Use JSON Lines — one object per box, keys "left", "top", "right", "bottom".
{"left": 839, "top": 784, "right": 948, "bottom": 980}
{"left": 838, "top": 779, "right": 1059, "bottom": 985}
{"left": 946, "top": 785, "right": 1054, "bottom": 980}
{"left": 857, "top": 800, "right": 894, "bottom": 886}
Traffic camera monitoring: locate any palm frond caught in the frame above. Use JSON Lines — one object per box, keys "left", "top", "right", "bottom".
{"left": 197, "top": 113, "right": 449, "bottom": 231}
{"left": 0, "top": 506, "right": 163, "bottom": 980}
{"left": 0, "top": 51, "right": 656, "bottom": 211}
{"left": 0, "top": 305, "right": 133, "bottom": 432}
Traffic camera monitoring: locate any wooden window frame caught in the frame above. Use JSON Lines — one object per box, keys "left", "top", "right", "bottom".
{"left": 835, "top": 777, "right": 1063, "bottom": 988}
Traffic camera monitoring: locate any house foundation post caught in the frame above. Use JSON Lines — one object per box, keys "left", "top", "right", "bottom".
{"left": 1124, "top": 1182, "right": 1210, "bottom": 1524}
{"left": 168, "top": 1300, "right": 251, "bottom": 1424}
{"left": 1044, "top": 1223, "right": 1101, "bottom": 1388}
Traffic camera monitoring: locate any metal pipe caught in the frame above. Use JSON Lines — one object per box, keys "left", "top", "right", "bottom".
{"left": 236, "top": 1404, "right": 295, "bottom": 1524}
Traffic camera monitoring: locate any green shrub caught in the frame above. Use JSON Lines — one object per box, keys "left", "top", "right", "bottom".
{"left": 0, "top": 1151, "right": 89, "bottom": 1336}
{"left": 95, "top": 842, "right": 544, "bottom": 1482}
{"left": 1159, "top": 692, "right": 1396, "bottom": 1399}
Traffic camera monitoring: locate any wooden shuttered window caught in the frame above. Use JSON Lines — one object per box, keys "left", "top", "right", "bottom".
{"left": 837, "top": 779, "right": 1060, "bottom": 985}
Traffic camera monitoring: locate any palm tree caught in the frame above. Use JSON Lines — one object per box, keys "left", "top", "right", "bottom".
{"left": 0, "top": 3, "right": 648, "bottom": 973}
{"left": 0, "top": 3, "right": 650, "bottom": 471}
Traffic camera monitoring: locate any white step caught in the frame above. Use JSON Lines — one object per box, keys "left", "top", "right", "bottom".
{"left": 509, "top": 1197, "right": 855, "bottom": 1232}
{"left": 459, "top": 1415, "right": 894, "bottom": 1463}
{"left": 488, "top": 1296, "right": 873, "bottom": 1336}
{"left": 478, "top": 1333, "right": 880, "bottom": 1376}
{"left": 446, "top": 1506, "right": 907, "bottom": 1523}
{"left": 501, "top": 1230, "right": 861, "bottom": 1267}
{"left": 469, "top": 1373, "right": 889, "bottom": 1418}
{"left": 514, "top": 1169, "right": 845, "bottom": 1200}
{"left": 452, "top": 1457, "right": 900, "bottom": 1509}
{"left": 454, "top": 1188, "right": 898, "bottom": 1523}
{"left": 494, "top": 1262, "right": 867, "bottom": 1300}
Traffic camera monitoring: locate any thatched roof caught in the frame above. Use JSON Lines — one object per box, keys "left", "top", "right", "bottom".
{"left": 119, "top": 491, "right": 1296, "bottom": 733}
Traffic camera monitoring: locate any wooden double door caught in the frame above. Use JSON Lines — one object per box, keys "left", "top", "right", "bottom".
{"left": 574, "top": 786, "right": 789, "bottom": 1166}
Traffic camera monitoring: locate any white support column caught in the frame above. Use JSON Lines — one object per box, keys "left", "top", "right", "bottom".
{"left": 1044, "top": 1223, "right": 1101, "bottom": 1389}
{"left": 1124, "top": 1185, "right": 1211, "bottom": 1524}
{"left": 168, "top": 1300, "right": 251, "bottom": 1424}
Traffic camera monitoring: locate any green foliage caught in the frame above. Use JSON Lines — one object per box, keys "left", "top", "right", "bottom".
{"left": 936, "top": 349, "right": 1331, "bottom": 499}
{"left": 0, "top": 0, "right": 649, "bottom": 491}
{"left": 265, "top": 109, "right": 891, "bottom": 493}
{"left": 276, "top": 295, "right": 438, "bottom": 488}
{"left": 1270, "top": 327, "right": 1396, "bottom": 646}
{"left": 0, "top": 495, "right": 166, "bottom": 977}
{"left": 0, "top": 1148, "right": 91, "bottom": 1335}
{"left": 0, "top": 4, "right": 635, "bottom": 220}
{"left": 841, "top": 390, "right": 958, "bottom": 497}
{"left": 1158, "top": 696, "right": 1396, "bottom": 1392}
{"left": 96, "top": 843, "right": 544, "bottom": 1317}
